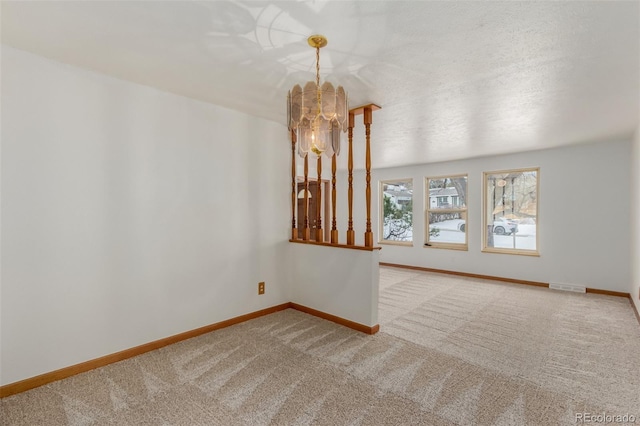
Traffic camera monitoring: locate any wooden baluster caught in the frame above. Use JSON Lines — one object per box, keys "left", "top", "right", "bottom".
{"left": 316, "top": 156, "right": 323, "bottom": 242}
{"left": 291, "top": 130, "right": 297, "bottom": 240}
{"left": 364, "top": 106, "right": 373, "bottom": 247}
{"left": 346, "top": 111, "right": 355, "bottom": 245}
{"left": 303, "top": 154, "right": 310, "bottom": 241}
{"left": 331, "top": 153, "right": 338, "bottom": 243}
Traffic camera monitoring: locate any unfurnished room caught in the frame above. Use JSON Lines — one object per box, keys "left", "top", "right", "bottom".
{"left": 1, "top": 1, "right": 639, "bottom": 425}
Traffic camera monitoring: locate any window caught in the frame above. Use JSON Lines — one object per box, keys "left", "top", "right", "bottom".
{"left": 483, "top": 168, "right": 538, "bottom": 255}
{"left": 425, "top": 175, "right": 468, "bottom": 250}
{"left": 380, "top": 179, "right": 413, "bottom": 245}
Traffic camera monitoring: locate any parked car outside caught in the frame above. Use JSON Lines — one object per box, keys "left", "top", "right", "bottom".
{"left": 458, "top": 217, "right": 518, "bottom": 235}
{"left": 493, "top": 217, "right": 518, "bottom": 235}
{"left": 435, "top": 218, "right": 518, "bottom": 235}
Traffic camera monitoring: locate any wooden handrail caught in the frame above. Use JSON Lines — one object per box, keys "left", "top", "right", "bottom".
{"left": 290, "top": 104, "right": 381, "bottom": 249}
{"left": 290, "top": 239, "right": 381, "bottom": 251}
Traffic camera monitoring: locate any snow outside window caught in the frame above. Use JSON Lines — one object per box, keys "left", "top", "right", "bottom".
{"left": 482, "top": 168, "right": 539, "bottom": 256}
{"left": 380, "top": 179, "right": 413, "bottom": 245}
{"left": 426, "top": 175, "right": 468, "bottom": 250}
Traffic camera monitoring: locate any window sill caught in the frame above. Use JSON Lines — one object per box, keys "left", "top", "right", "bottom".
{"left": 481, "top": 248, "right": 540, "bottom": 257}
{"left": 423, "top": 243, "right": 468, "bottom": 251}
{"left": 378, "top": 240, "right": 413, "bottom": 247}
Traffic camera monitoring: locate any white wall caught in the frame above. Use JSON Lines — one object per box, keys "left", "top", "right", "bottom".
{"left": 340, "top": 139, "right": 632, "bottom": 292}
{"left": 631, "top": 125, "right": 640, "bottom": 312}
{"left": 289, "top": 244, "right": 379, "bottom": 327}
{"left": 0, "top": 46, "right": 291, "bottom": 385}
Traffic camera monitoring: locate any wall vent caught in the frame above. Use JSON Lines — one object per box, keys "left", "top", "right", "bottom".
{"left": 549, "top": 282, "right": 586, "bottom": 293}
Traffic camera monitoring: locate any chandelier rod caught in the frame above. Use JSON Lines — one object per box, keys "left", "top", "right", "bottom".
{"left": 315, "top": 45, "right": 320, "bottom": 87}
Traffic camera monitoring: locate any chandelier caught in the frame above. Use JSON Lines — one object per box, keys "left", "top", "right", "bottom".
{"left": 287, "top": 35, "right": 348, "bottom": 158}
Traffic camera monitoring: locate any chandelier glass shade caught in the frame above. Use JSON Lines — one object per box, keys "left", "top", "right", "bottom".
{"left": 287, "top": 35, "right": 348, "bottom": 158}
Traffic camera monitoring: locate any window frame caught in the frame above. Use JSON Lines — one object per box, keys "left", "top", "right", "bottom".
{"left": 379, "top": 178, "right": 414, "bottom": 246}
{"left": 425, "top": 174, "right": 468, "bottom": 251}
{"left": 482, "top": 167, "right": 539, "bottom": 256}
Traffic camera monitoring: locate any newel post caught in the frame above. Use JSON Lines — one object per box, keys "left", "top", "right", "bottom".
{"left": 363, "top": 106, "right": 373, "bottom": 247}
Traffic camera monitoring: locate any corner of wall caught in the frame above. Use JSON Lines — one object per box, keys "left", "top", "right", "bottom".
{"left": 631, "top": 124, "right": 640, "bottom": 317}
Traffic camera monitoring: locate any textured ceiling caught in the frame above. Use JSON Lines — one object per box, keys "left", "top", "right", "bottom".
{"left": 2, "top": 1, "right": 639, "bottom": 169}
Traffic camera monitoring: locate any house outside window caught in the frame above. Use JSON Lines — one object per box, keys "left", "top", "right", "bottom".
{"left": 426, "top": 175, "right": 468, "bottom": 250}
{"left": 380, "top": 179, "right": 413, "bottom": 245}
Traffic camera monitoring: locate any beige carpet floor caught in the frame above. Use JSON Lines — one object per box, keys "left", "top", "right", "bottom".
{"left": 2, "top": 266, "right": 639, "bottom": 425}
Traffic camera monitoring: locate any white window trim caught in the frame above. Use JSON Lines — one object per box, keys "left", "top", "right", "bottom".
{"left": 425, "top": 174, "right": 468, "bottom": 251}
{"left": 482, "top": 167, "right": 540, "bottom": 256}
{"left": 379, "top": 178, "right": 414, "bottom": 246}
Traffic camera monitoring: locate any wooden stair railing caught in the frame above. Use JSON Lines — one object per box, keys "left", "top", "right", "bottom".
{"left": 290, "top": 104, "right": 381, "bottom": 249}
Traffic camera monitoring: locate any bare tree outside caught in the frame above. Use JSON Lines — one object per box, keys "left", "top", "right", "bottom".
{"left": 484, "top": 169, "right": 538, "bottom": 252}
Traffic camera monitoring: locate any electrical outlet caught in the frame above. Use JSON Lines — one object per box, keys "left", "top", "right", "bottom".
{"left": 258, "top": 282, "right": 265, "bottom": 295}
